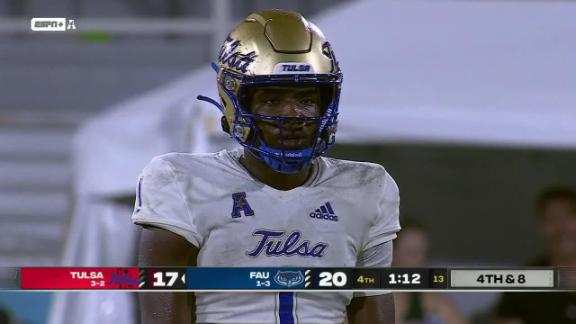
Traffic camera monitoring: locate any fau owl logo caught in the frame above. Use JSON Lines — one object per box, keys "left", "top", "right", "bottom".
{"left": 274, "top": 270, "right": 304, "bottom": 288}
{"left": 247, "top": 230, "right": 328, "bottom": 258}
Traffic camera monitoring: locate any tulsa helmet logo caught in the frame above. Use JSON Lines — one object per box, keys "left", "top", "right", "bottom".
{"left": 247, "top": 230, "right": 328, "bottom": 258}
{"left": 218, "top": 36, "right": 257, "bottom": 73}
{"left": 274, "top": 270, "right": 304, "bottom": 288}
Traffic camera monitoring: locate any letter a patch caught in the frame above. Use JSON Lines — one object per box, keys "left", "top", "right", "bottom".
{"left": 231, "top": 192, "right": 254, "bottom": 218}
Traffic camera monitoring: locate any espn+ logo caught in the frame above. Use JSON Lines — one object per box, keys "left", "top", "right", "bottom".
{"left": 309, "top": 202, "right": 338, "bottom": 222}
{"left": 31, "top": 18, "right": 76, "bottom": 31}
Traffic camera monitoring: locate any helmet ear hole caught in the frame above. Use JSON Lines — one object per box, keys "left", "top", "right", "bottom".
{"left": 221, "top": 116, "right": 231, "bottom": 134}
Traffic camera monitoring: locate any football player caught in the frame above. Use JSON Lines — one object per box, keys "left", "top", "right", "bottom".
{"left": 134, "top": 9, "right": 400, "bottom": 324}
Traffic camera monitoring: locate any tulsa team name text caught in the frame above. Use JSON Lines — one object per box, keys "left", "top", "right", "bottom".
{"left": 70, "top": 271, "right": 103, "bottom": 279}
{"left": 247, "top": 230, "right": 328, "bottom": 258}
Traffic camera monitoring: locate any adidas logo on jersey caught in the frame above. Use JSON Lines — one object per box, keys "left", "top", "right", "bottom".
{"left": 309, "top": 202, "right": 338, "bottom": 222}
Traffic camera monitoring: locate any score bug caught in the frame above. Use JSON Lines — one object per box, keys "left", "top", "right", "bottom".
{"left": 147, "top": 268, "right": 187, "bottom": 289}
{"left": 388, "top": 273, "right": 422, "bottom": 285}
{"left": 318, "top": 271, "right": 348, "bottom": 287}
{"left": 249, "top": 271, "right": 271, "bottom": 288}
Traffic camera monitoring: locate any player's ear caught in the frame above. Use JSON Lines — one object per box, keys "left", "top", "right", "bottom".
{"left": 221, "top": 116, "right": 230, "bottom": 134}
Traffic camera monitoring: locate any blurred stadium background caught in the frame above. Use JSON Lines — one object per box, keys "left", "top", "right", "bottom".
{"left": 0, "top": 0, "right": 575, "bottom": 323}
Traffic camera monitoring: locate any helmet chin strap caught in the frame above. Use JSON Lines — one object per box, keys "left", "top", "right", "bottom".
{"left": 197, "top": 95, "right": 224, "bottom": 113}
{"left": 253, "top": 143, "right": 315, "bottom": 174}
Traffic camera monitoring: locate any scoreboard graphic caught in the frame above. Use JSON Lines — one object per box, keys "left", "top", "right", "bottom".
{"left": 1, "top": 267, "right": 574, "bottom": 291}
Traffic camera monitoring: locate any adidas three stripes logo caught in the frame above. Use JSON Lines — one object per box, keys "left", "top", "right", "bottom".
{"left": 309, "top": 202, "right": 338, "bottom": 222}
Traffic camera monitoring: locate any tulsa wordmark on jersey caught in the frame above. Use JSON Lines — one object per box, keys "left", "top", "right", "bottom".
{"left": 132, "top": 149, "right": 400, "bottom": 323}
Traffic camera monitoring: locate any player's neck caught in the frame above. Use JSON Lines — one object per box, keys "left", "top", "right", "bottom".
{"left": 239, "top": 150, "right": 313, "bottom": 191}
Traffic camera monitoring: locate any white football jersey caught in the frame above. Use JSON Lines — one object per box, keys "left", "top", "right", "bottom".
{"left": 132, "top": 148, "right": 400, "bottom": 324}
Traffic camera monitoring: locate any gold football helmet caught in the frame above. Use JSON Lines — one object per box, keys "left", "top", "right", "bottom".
{"left": 199, "top": 9, "right": 342, "bottom": 173}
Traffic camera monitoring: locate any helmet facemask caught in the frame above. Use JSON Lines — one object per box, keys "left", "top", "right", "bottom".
{"left": 221, "top": 70, "right": 341, "bottom": 173}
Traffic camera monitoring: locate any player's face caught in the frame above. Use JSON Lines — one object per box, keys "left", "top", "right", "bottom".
{"left": 249, "top": 85, "right": 321, "bottom": 149}
{"left": 540, "top": 199, "right": 576, "bottom": 258}
{"left": 393, "top": 228, "right": 429, "bottom": 267}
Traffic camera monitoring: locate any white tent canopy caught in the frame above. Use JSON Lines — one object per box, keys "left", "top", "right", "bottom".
{"left": 73, "top": 66, "right": 225, "bottom": 197}
{"left": 324, "top": 0, "right": 576, "bottom": 148}
{"left": 190, "top": 0, "right": 576, "bottom": 148}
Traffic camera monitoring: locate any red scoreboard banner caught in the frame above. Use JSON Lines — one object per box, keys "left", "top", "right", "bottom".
{"left": 20, "top": 267, "right": 141, "bottom": 289}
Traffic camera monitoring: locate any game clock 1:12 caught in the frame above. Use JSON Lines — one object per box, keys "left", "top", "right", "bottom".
{"left": 382, "top": 269, "right": 428, "bottom": 289}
